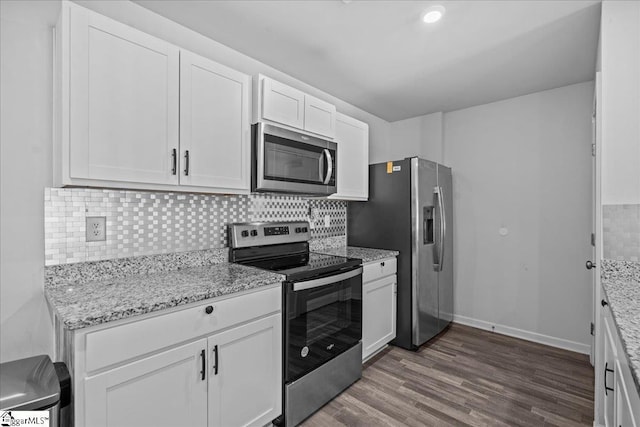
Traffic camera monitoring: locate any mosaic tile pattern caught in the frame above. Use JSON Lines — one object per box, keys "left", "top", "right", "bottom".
{"left": 603, "top": 204, "right": 640, "bottom": 262}
{"left": 44, "top": 188, "right": 347, "bottom": 265}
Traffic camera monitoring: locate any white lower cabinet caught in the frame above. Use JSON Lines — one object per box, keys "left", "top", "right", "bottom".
{"left": 362, "top": 257, "right": 397, "bottom": 361}
{"left": 596, "top": 292, "right": 640, "bottom": 427}
{"left": 70, "top": 286, "right": 282, "bottom": 427}
{"left": 208, "top": 314, "right": 281, "bottom": 427}
{"left": 84, "top": 340, "right": 208, "bottom": 427}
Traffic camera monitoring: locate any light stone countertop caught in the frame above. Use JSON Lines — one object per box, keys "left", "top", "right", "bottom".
{"left": 44, "top": 245, "right": 398, "bottom": 331}
{"left": 601, "top": 259, "right": 640, "bottom": 395}
{"left": 45, "top": 252, "right": 284, "bottom": 330}
{"left": 314, "top": 246, "right": 399, "bottom": 263}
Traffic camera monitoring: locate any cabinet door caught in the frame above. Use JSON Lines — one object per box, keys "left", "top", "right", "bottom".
{"left": 261, "top": 78, "right": 305, "bottom": 129}
{"left": 208, "top": 314, "right": 282, "bottom": 427}
{"left": 603, "top": 309, "right": 617, "bottom": 427}
{"left": 330, "top": 113, "right": 369, "bottom": 200}
{"left": 69, "top": 6, "right": 179, "bottom": 185}
{"left": 84, "top": 339, "right": 207, "bottom": 427}
{"left": 304, "top": 95, "right": 336, "bottom": 138}
{"left": 180, "top": 52, "right": 250, "bottom": 191}
{"left": 362, "top": 275, "right": 397, "bottom": 361}
{"left": 615, "top": 360, "right": 638, "bottom": 427}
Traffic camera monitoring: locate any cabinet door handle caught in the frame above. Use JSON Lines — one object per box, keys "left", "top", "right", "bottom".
{"left": 171, "top": 149, "right": 177, "bottom": 175}
{"left": 184, "top": 150, "right": 190, "bottom": 176}
{"left": 604, "top": 362, "right": 614, "bottom": 396}
{"left": 200, "top": 349, "right": 206, "bottom": 381}
{"left": 213, "top": 344, "right": 219, "bottom": 375}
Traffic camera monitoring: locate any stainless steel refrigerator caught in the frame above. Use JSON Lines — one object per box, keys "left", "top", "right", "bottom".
{"left": 348, "top": 157, "right": 453, "bottom": 350}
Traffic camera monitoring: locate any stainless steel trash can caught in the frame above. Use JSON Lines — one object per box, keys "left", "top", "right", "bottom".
{"left": 0, "top": 355, "right": 70, "bottom": 427}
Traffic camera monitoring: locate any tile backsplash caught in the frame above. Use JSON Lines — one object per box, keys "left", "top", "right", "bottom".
{"left": 603, "top": 204, "right": 640, "bottom": 262}
{"left": 44, "top": 188, "right": 346, "bottom": 266}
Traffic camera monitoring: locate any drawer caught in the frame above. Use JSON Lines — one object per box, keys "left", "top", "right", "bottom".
{"left": 84, "top": 286, "right": 280, "bottom": 373}
{"left": 362, "top": 257, "right": 397, "bottom": 283}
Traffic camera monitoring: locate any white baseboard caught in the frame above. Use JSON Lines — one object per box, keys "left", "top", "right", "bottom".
{"left": 453, "top": 314, "right": 591, "bottom": 355}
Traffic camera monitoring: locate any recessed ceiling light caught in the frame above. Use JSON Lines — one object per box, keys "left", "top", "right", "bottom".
{"left": 423, "top": 5, "right": 445, "bottom": 24}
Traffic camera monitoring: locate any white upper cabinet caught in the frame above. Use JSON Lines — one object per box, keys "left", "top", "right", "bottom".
{"left": 56, "top": 2, "right": 251, "bottom": 194}
{"left": 67, "top": 5, "right": 180, "bottom": 185}
{"left": 261, "top": 77, "right": 305, "bottom": 129}
{"left": 304, "top": 95, "right": 336, "bottom": 137}
{"left": 258, "top": 75, "right": 336, "bottom": 138}
{"left": 179, "top": 52, "right": 250, "bottom": 191}
{"left": 329, "top": 113, "right": 369, "bottom": 201}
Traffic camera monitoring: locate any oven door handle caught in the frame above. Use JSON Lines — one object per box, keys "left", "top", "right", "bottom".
{"left": 292, "top": 267, "right": 362, "bottom": 292}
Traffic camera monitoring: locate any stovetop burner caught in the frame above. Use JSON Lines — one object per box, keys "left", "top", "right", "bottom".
{"left": 228, "top": 221, "right": 361, "bottom": 280}
{"left": 239, "top": 251, "right": 361, "bottom": 280}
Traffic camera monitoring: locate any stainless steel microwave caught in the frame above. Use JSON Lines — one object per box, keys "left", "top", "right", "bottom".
{"left": 252, "top": 122, "right": 337, "bottom": 196}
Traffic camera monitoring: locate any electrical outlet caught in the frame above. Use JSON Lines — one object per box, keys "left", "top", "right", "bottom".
{"left": 324, "top": 215, "right": 331, "bottom": 227}
{"left": 86, "top": 216, "right": 106, "bottom": 242}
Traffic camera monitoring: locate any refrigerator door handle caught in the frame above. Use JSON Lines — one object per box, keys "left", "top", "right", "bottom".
{"left": 433, "top": 186, "right": 446, "bottom": 271}
{"left": 438, "top": 186, "right": 446, "bottom": 271}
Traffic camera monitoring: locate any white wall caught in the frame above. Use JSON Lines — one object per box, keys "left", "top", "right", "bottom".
{"left": 600, "top": 1, "right": 640, "bottom": 205}
{"left": 1, "top": 0, "right": 60, "bottom": 362}
{"left": 444, "top": 82, "right": 594, "bottom": 352}
{"left": 385, "top": 112, "right": 444, "bottom": 164}
{"left": 0, "top": 0, "right": 391, "bottom": 362}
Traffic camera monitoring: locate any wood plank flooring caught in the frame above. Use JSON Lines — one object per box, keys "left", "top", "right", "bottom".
{"left": 301, "top": 324, "right": 594, "bottom": 427}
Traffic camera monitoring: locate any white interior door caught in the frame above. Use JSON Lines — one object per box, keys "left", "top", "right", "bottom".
{"left": 591, "top": 72, "right": 602, "bottom": 366}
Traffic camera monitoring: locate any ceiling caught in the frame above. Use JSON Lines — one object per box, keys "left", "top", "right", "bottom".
{"left": 134, "top": 0, "right": 601, "bottom": 122}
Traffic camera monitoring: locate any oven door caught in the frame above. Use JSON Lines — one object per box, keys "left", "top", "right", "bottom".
{"left": 284, "top": 267, "right": 362, "bottom": 383}
{"left": 253, "top": 122, "right": 337, "bottom": 195}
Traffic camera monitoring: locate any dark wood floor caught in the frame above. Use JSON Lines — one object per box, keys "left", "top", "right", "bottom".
{"left": 302, "top": 324, "right": 594, "bottom": 427}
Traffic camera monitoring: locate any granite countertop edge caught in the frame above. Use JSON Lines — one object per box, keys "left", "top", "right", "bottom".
{"left": 45, "top": 262, "right": 285, "bottom": 331}
{"left": 600, "top": 259, "right": 640, "bottom": 396}
{"left": 314, "top": 246, "right": 399, "bottom": 263}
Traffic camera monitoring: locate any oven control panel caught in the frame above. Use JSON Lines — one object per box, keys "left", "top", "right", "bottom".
{"left": 228, "top": 221, "right": 311, "bottom": 248}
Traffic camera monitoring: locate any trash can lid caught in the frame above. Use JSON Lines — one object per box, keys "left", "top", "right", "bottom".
{"left": 0, "top": 355, "right": 60, "bottom": 411}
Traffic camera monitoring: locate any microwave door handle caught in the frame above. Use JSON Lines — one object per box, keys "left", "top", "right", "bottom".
{"left": 292, "top": 267, "right": 362, "bottom": 292}
{"left": 323, "top": 149, "right": 333, "bottom": 184}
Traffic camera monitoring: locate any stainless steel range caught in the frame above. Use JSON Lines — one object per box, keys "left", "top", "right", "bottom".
{"left": 228, "top": 221, "right": 363, "bottom": 426}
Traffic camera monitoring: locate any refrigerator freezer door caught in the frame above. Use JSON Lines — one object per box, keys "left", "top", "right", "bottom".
{"left": 411, "top": 158, "right": 440, "bottom": 347}
{"left": 437, "top": 165, "right": 454, "bottom": 329}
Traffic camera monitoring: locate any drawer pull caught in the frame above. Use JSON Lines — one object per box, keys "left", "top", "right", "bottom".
{"left": 213, "top": 344, "right": 219, "bottom": 375}
{"left": 205, "top": 305, "right": 214, "bottom": 314}
{"left": 200, "top": 349, "right": 206, "bottom": 381}
{"left": 381, "top": 261, "right": 385, "bottom": 267}
{"left": 604, "top": 362, "right": 614, "bottom": 396}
